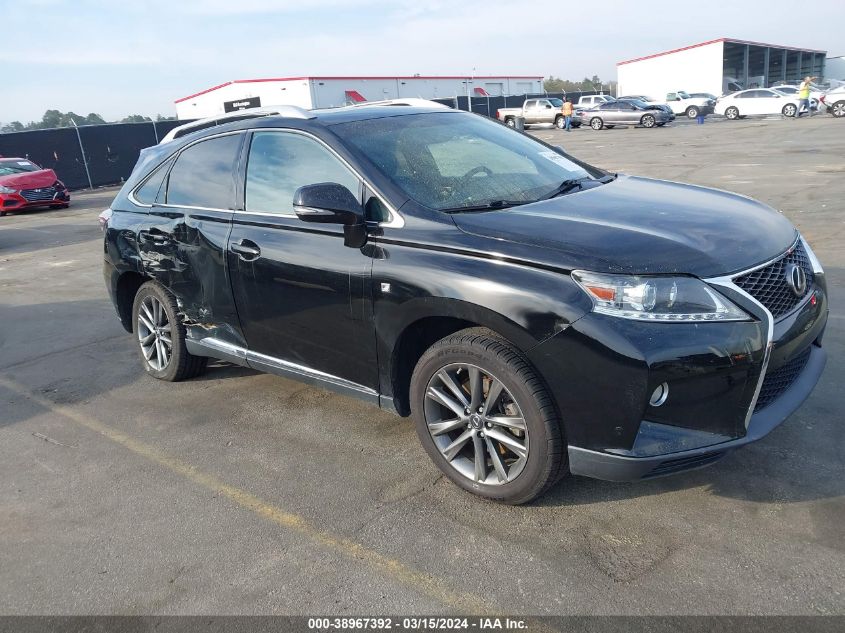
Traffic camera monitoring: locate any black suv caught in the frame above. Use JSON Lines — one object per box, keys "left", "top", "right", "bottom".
{"left": 103, "top": 102, "right": 828, "bottom": 504}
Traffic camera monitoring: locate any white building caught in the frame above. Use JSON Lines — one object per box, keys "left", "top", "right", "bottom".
{"left": 617, "top": 38, "right": 827, "bottom": 99}
{"left": 174, "top": 75, "right": 544, "bottom": 119}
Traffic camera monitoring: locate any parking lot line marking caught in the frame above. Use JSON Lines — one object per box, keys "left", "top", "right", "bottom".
{"left": 0, "top": 376, "right": 492, "bottom": 615}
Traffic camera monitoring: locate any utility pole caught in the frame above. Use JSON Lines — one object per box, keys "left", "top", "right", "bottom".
{"left": 71, "top": 117, "right": 94, "bottom": 190}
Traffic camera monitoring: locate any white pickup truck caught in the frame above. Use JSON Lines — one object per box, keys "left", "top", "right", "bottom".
{"left": 495, "top": 98, "right": 581, "bottom": 129}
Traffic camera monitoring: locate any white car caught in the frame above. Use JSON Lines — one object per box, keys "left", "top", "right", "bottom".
{"left": 715, "top": 88, "right": 802, "bottom": 119}
{"left": 820, "top": 86, "right": 845, "bottom": 117}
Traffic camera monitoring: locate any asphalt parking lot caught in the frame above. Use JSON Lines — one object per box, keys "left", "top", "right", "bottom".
{"left": 1, "top": 115, "right": 843, "bottom": 617}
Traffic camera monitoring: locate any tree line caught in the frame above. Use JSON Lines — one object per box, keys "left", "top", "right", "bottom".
{"left": 1, "top": 110, "right": 176, "bottom": 134}
{"left": 543, "top": 75, "right": 617, "bottom": 94}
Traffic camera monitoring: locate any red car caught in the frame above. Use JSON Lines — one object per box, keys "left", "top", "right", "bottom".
{"left": 0, "top": 157, "right": 70, "bottom": 216}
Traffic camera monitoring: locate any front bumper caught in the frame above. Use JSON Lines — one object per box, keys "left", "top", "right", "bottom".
{"left": 1, "top": 189, "right": 70, "bottom": 211}
{"left": 568, "top": 344, "right": 826, "bottom": 481}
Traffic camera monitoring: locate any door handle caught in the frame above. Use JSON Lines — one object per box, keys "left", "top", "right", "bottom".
{"left": 139, "top": 229, "right": 169, "bottom": 244}
{"left": 231, "top": 239, "right": 261, "bottom": 261}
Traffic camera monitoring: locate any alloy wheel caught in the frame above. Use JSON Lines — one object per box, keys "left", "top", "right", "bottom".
{"left": 590, "top": 118, "right": 602, "bottom": 130}
{"left": 642, "top": 115, "right": 655, "bottom": 128}
{"left": 726, "top": 107, "right": 739, "bottom": 120}
{"left": 783, "top": 104, "right": 797, "bottom": 117}
{"left": 833, "top": 102, "right": 845, "bottom": 117}
{"left": 137, "top": 295, "right": 172, "bottom": 371}
{"left": 423, "top": 363, "right": 529, "bottom": 485}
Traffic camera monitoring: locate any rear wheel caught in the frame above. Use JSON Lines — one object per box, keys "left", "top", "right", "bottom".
{"left": 554, "top": 115, "right": 565, "bottom": 129}
{"left": 725, "top": 106, "right": 739, "bottom": 120}
{"left": 641, "top": 114, "right": 656, "bottom": 128}
{"left": 505, "top": 117, "right": 516, "bottom": 128}
{"left": 831, "top": 101, "right": 845, "bottom": 117}
{"left": 685, "top": 106, "right": 699, "bottom": 118}
{"left": 132, "top": 281, "right": 207, "bottom": 382}
{"left": 410, "top": 329, "right": 566, "bottom": 504}
{"left": 590, "top": 117, "right": 603, "bottom": 130}
{"left": 782, "top": 103, "right": 797, "bottom": 117}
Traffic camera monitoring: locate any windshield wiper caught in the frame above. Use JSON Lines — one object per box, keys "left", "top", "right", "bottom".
{"left": 538, "top": 177, "right": 591, "bottom": 200}
{"left": 441, "top": 200, "right": 528, "bottom": 213}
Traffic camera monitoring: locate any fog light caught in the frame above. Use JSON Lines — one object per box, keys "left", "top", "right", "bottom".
{"left": 649, "top": 382, "right": 669, "bottom": 407}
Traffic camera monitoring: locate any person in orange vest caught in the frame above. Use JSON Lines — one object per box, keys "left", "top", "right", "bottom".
{"left": 561, "top": 98, "right": 574, "bottom": 132}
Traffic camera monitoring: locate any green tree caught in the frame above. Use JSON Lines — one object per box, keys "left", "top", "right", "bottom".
{"left": 0, "top": 121, "right": 25, "bottom": 133}
{"left": 122, "top": 114, "right": 152, "bottom": 123}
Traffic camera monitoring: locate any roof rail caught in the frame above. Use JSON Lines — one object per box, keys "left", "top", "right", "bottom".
{"left": 160, "top": 105, "right": 315, "bottom": 144}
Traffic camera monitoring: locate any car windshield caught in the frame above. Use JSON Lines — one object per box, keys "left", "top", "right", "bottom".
{"left": 620, "top": 99, "right": 649, "bottom": 109}
{"left": 333, "top": 112, "right": 593, "bottom": 211}
{"left": 548, "top": 98, "right": 563, "bottom": 107}
{"left": 0, "top": 159, "right": 40, "bottom": 175}
{"left": 677, "top": 91, "right": 691, "bottom": 98}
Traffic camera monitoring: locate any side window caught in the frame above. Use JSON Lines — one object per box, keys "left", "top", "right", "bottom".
{"left": 245, "top": 131, "right": 361, "bottom": 214}
{"left": 599, "top": 102, "right": 618, "bottom": 110}
{"left": 666, "top": 93, "right": 677, "bottom": 101}
{"left": 524, "top": 100, "right": 536, "bottom": 108}
{"left": 134, "top": 157, "right": 173, "bottom": 205}
{"left": 166, "top": 134, "right": 241, "bottom": 209}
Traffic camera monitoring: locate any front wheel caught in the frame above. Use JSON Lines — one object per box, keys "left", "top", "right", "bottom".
{"left": 132, "top": 281, "right": 207, "bottom": 381}
{"left": 831, "top": 101, "right": 845, "bottom": 117}
{"left": 410, "top": 329, "right": 566, "bottom": 504}
{"left": 685, "top": 106, "right": 699, "bottom": 118}
{"left": 641, "top": 114, "right": 656, "bottom": 128}
{"left": 782, "top": 103, "right": 797, "bottom": 117}
{"left": 554, "top": 115, "right": 564, "bottom": 129}
{"left": 590, "top": 117, "right": 603, "bottom": 130}
{"left": 725, "top": 106, "right": 739, "bottom": 120}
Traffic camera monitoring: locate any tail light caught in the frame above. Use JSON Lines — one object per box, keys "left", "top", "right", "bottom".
{"left": 496, "top": 109, "right": 501, "bottom": 119}
{"left": 98, "top": 208, "right": 112, "bottom": 232}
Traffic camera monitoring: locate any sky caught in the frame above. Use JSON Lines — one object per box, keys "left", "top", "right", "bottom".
{"left": 4, "top": 0, "right": 844, "bottom": 124}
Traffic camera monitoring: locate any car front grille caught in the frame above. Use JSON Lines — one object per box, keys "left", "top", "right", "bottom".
{"left": 20, "top": 186, "right": 58, "bottom": 202}
{"left": 754, "top": 346, "right": 812, "bottom": 412}
{"left": 733, "top": 241, "right": 814, "bottom": 319}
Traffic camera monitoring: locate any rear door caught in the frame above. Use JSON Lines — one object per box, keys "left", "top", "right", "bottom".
{"left": 227, "top": 129, "right": 378, "bottom": 391}
{"left": 138, "top": 132, "right": 246, "bottom": 348}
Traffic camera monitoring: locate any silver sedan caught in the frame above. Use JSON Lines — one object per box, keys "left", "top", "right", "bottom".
{"left": 579, "top": 99, "right": 672, "bottom": 130}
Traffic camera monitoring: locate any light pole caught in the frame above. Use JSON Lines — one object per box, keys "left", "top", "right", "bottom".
{"left": 71, "top": 117, "right": 94, "bottom": 190}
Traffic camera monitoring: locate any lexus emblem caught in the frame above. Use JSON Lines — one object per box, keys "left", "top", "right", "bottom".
{"left": 785, "top": 263, "right": 807, "bottom": 297}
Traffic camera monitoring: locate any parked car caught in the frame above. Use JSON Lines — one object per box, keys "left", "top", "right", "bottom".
{"left": 715, "top": 89, "right": 803, "bottom": 119}
{"left": 820, "top": 86, "right": 845, "bottom": 117}
{"left": 496, "top": 98, "right": 580, "bottom": 129}
{"left": 579, "top": 99, "right": 672, "bottom": 129}
{"left": 103, "top": 101, "right": 827, "bottom": 504}
{"left": 616, "top": 95, "right": 676, "bottom": 120}
{"left": 0, "top": 157, "right": 70, "bottom": 216}
{"left": 770, "top": 85, "right": 821, "bottom": 112}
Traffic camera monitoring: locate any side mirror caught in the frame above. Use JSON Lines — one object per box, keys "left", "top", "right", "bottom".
{"left": 545, "top": 104, "right": 552, "bottom": 109}
{"left": 293, "top": 182, "right": 367, "bottom": 248}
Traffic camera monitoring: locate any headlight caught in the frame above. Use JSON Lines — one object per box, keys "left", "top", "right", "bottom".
{"left": 0, "top": 185, "right": 17, "bottom": 194}
{"left": 572, "top": 271, "right": 750, "bottom": 322}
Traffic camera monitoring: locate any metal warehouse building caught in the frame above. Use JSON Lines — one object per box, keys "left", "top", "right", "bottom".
{"left": 174, "top": 75, "right": 544, "bottom": 119}
{"left": 617, "top": 38, "right": 827, "bottom": 99}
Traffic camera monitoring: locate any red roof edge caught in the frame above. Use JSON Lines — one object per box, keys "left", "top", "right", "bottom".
{"left": 617, "top": 38, "right": 828, "bottom": 66}
{"left": 174, "top": 81, "right": 234, "bottom": 104}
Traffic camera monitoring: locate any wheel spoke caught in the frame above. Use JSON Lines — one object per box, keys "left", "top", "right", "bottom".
{"left": 473, "top": 434, "right": 487, "bottom": 482}
{"left": 436, "top": 370, "right": 469, "bottom": 408}
{"left": 485, "top": 427, "right": 527, "bottom": 459}
{"left": 485, "top": 437, "right": 508, "bottom": 483}
{"left": 160, "top": 323, "right": 171, "bottom": 333}
{"left": 155, "top": 339, "right": 165, "bottom": 369}
{"left": 141, "top": 301, "right": 155, "bottom": 325}
{"left": 442, "top": 429, "right": 474, "bottom": 461}
{"left": 139, "top": 332, "right": 156, "bottom": 345}
{"left": 142, "top": 342, "right": 155, "bottom": 360}
{"left": 138, "top": 314, "right": 155, "bottom": 333}
{"left": 468, "top": 367, "right": 483, "bottom": 411}
{"left": 482, "top": 379, "right": 504, "bottom": 416}
{"left": 428, "top": 418, "right": 466, "bottom": 437}
{"left": 427, "top": 386, "right": 467, "bottom": 419}
{"left": 487, "top": 415, "right": 525, "bottom": 431}
{"left": 159, "top": 334, "right": 172, "bottom": 346}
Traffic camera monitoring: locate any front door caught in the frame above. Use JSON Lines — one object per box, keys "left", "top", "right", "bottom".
{"left": 227, "top": 129, "right": 378, "bottom": 390}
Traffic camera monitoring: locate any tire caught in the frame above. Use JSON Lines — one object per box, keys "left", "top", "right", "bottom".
{"left": 0, "top": 211, "right": 6, "bottom": 217}
{"left": 685, "top": 106, "right": 699, "bottom": 119}
{"left": 590, "top": 117, "right": 603, "bottom": 130}
{"left": 554, "top": 115, "right": 564, "bottom": 129}
{"left": 410, "top": 328, "right": 566, "bottom": 504}
{"left": 782, "top": 103, "right": 797, "bottom": 117}
{"left": 725, "top": 106, "right": 739, "bottom": 120}
{"left": 132, "top": 281, "right": 208, "bottom": 382}
{"left": 831, "top": 101, "right": 845, "bottom": 118}
{"left": 505, "top": 118, "right": 516, "bottom": 128}
{"left": 641, "top": 114, "right": 656, "bottom": 128}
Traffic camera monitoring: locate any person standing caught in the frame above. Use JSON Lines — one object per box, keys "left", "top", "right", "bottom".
{"left": 796, "top": 76, "right": 816, "bottom": 117}
{"left": 562, "top": 98, "right": 574, "bottom": 131}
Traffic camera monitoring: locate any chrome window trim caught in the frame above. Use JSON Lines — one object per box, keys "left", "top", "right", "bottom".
{"left": 129, "top": 130, "right": 245, "bottom": 210}
{"left": 243, "top": 128, "right": 405, "bottom": 228}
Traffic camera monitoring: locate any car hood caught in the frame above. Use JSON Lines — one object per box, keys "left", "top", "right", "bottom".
{"left": 451, "top": 175, "right": 797, "bottom": 278}
{"left": 0, "top": 168, "right": 58, "bottom": 189}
